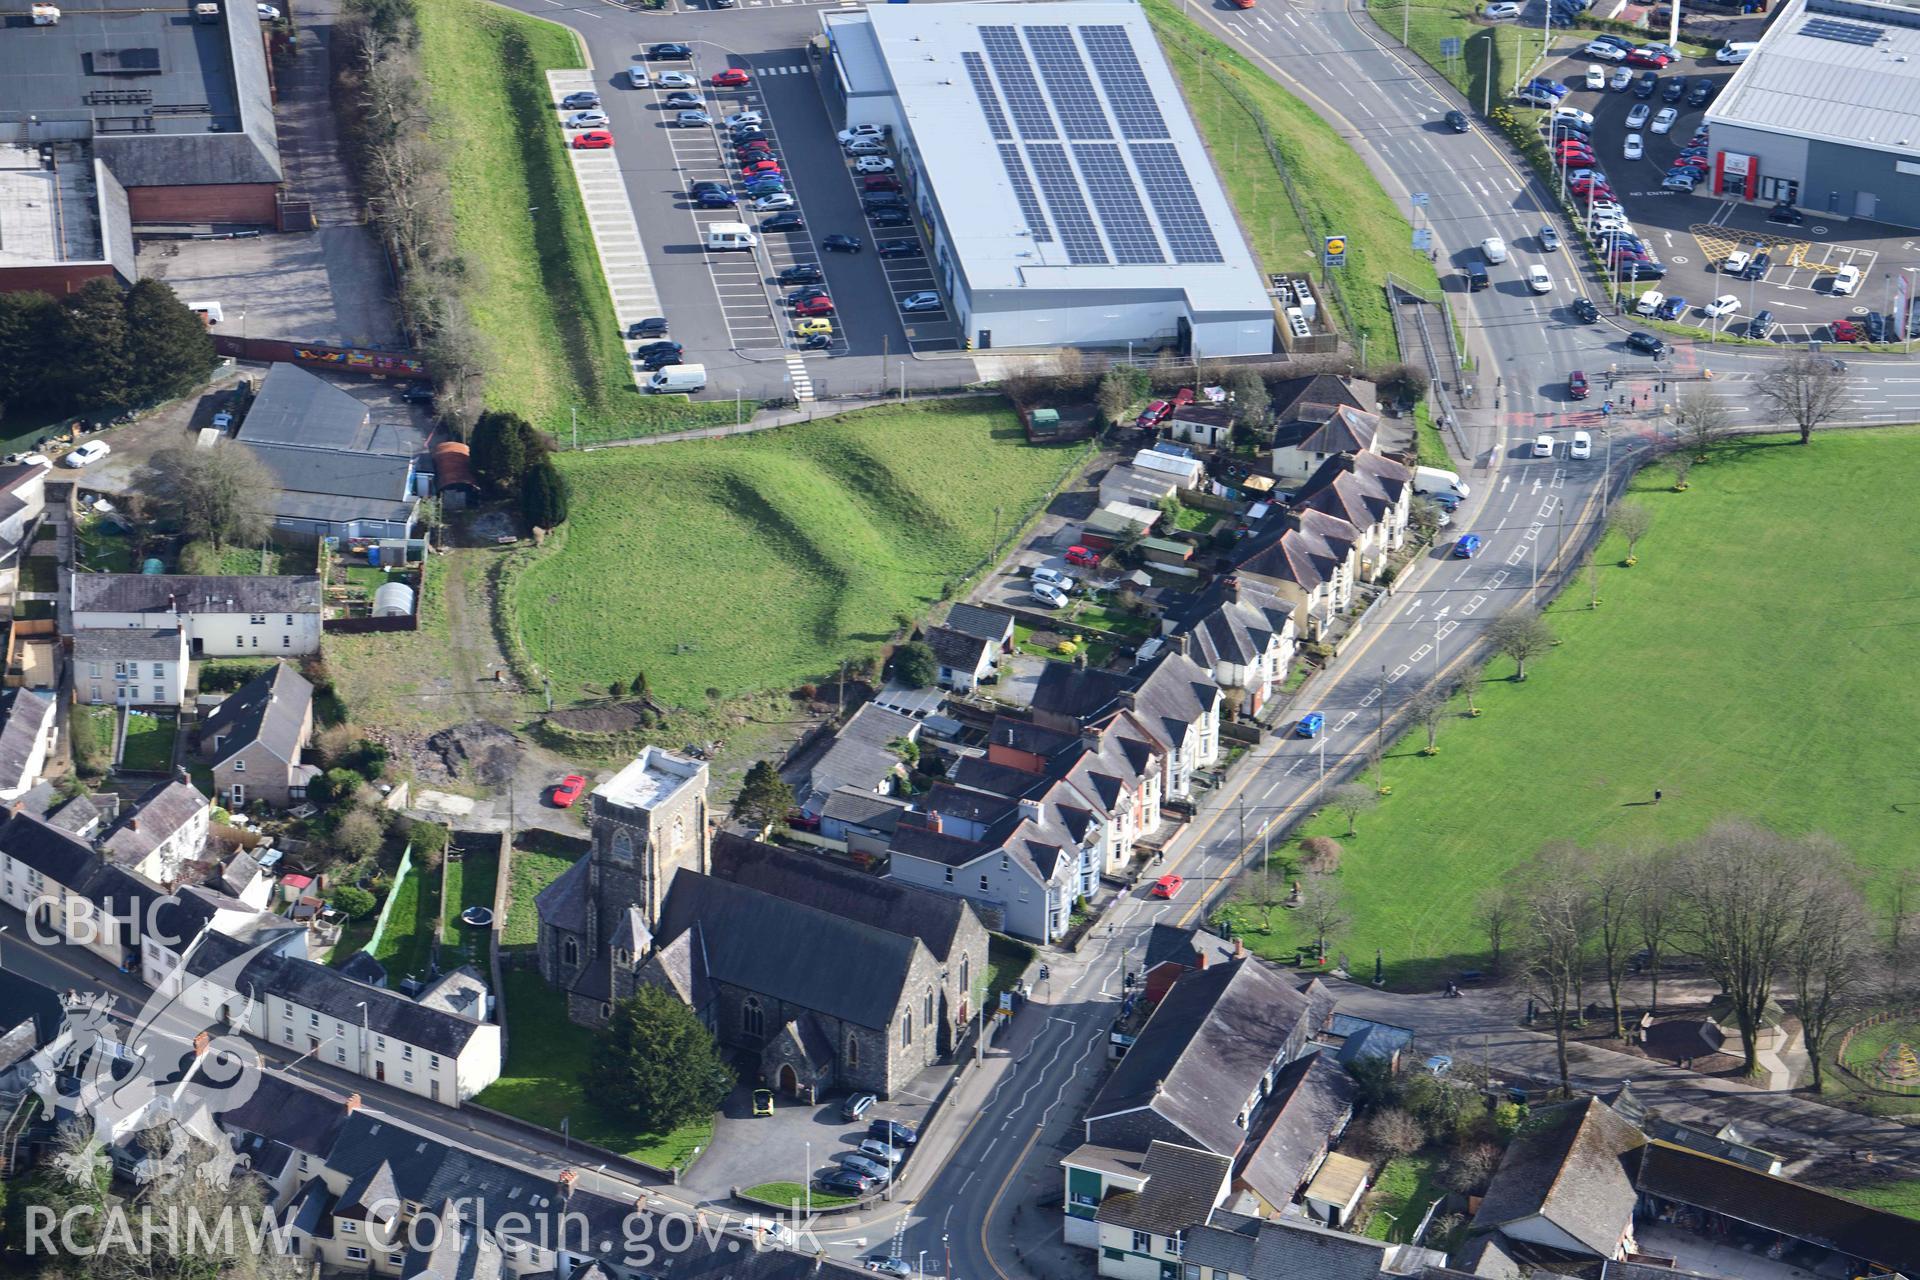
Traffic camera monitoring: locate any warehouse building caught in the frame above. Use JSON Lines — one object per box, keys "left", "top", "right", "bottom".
{"left": 1703, "top": 0, "right": 1920, "bottom": 226}
{"left": 820, "top": 0, "right": 1273, "bottom": 356}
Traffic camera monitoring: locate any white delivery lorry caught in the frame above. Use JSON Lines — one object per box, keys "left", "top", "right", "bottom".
{"left": 1412, "top": 466, "right": 1471, "bottom": 499}
{"left": 704, "top": 222, "right": 757, "bottom": 251}
{"left": 648, "top": 364, "right": 707, "bottom": 394}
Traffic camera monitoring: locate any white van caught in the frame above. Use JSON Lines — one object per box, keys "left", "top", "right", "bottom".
{"left": 647, "top": 364, "right": 707, "bottom": 394}
{"left": 1480, "top": 237, "right": 1508, "bottom": 264}
{"left": 1413, "top": 466, "right": 1470, "bottom": 500}
{"left": 1715, "top": 41, "right": 1756, "bottom": 63}
{"left": 704, "top": 222, "right": 757, "bottom": 252}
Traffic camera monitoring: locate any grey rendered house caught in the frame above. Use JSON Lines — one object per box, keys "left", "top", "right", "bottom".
{"left": 886, "top": 784, "right": 1089, "bottom": 943}
{"left": 200, "top": 662, "right": 317, "bottom": 810}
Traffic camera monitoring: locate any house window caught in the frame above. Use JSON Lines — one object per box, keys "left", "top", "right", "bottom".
{"left": 286, "top": 615, "right": 294, "bottom": 626}
{"left": 1212, "top": 1270, "right": 1228, "bottom": 1280}
{"left": 979, "top": 875, "right": 990, "bottom": 892}
{"left": 429, "top": 1055, "right": 440, "bottom": 1069}
{"left": 340, "top": 1222, "right": 358, "bottom": 1235}
{"left": 388, "top": 1256, "right": 404, "bottom": 1267}
{"left": 404, "top": 1071, "right": 413, "bottom": 1084}
{"left": 944, "top": 867, "right": 954, "bottom": 884}
{"left": 1185, "top": 1267, "right": 1201, "bottom": 1280}
{"left": 376, "top": 1036, "right": 386, "bottom": 1050}
{"left": 310, "top": 1013, "right": 320, "bottom": 1028}
{"left": 235, "top": 636, "right": 244, "bottom": 647}
{"left": 611, "top": 831, "right": 634, "bottom": 864}
{"left": 402, "top": 1045, "right": 412, "bottom": 1061}
{"left": 1165, "top": 1237, "right": 1181, "bottom": 1256}
{"left": 1131, "top": 1233, "right": 1150, "bottom": 1254}
{"left": 345, "top": 1247, "right": 367, "bottom": 1262}
{"left": 336, "top": 1048, "right": 347, "bottom": 1064}
{"left": 152, "top": 663, "right": 164, "bottom": 678}
{"left": 282, "top": 1029, "right": 293, "bottom": 1045}
{"left": 900, "top": 1011, "right": 912, "bottom": 1047}
{"left": 960, "top": 955, "right": 970, "bottom": 994}
{"left": 250, "top": 614, "right": 266, "bottom": 625}
{"left": 845, "top": 1034, "right": 859, "bottom": 1069}
{"left": 283, "top": 636, "right": 291, "bottom": 648}
{"left": 563, "top": 937, "right": 579, "bottom": 966}
{"left": 130, "top": 687, "right": 140, "bottom": 701}
{"left": 924, "top": 989, "right": 934, "bottom": 1027}
{"left": 1001, "top": 855, "right": 1010, "bottom": 871}
{"left": 742, "top": 997, "right": 764, "bottom": 1037}
{"left": 115, "top": 662, "right": 127, "bottom": 677}
{"left": 251, "top": 636, "right": 258, "bottom": 648}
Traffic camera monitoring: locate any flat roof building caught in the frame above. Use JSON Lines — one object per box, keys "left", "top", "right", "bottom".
{"left": 1704, "top": 0, "right": 1920, "bottom": 228}
{"left": 821, "top": 0, "right": 1273, "bottom": 356}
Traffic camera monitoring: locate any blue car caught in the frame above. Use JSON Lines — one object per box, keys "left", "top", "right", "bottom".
{"left": 1526, "top": 77, "right": 1569, "bottom": 99}
{"left": 1454, "top": 533, "right": 1482, "bottom": 559}
{"left": 1297, "top": 712, "right": 1325, "bottom": 738}
{"left": 1654, "top": 295, "right": 1688, "bottom": 321}
{"left": 696, "top": 190, "right": 737, "bottom": 208}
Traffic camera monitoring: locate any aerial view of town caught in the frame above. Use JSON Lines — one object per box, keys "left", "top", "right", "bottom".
{"left": 0, "top": 0, "right": 1915, "bottom": 1272}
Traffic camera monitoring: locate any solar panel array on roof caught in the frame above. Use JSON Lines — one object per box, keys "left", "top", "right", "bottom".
{"left": 1799, "top": 16, "right": 1885, "bottom": 43}
{"left": 1132, "top": 142, "right": 1224, "bottom": 263}
{"left": 1078, "top": 24, "right": 1170, "bottom": 140}
{"left": 1074, "top": 143, "right": 1164, "bottom": 264}
{"left": 1027, "top": 143, "right": 1108, "bottom": 264}
{"left": 996, "top": 143, "right": 1055, "bottom": 242}
{"left": 962, "top": 52, "right": 1012, "bottom": 142}
{"left": 1023, "top": 26, "right": 1111, "bottom": 140}
{"left": 980, "top": 26, "right": 1057, "bottom": 141}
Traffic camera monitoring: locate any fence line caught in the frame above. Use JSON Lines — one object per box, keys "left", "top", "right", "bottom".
{"left": 363, "top": 843, "right": 415, "bottom": 962}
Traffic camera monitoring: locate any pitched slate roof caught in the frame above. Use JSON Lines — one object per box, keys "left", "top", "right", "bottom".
{"left": 73, "top": 627, "right": 185, "bottom": 663}
{"left": 1472, "top": 1096, "right": 1643, "bottom": 1257}
{"left": 1184, "top": 1208, "right": 1395, "bottom": 1280}
{"left": 1270, "top": 404, "right": 1379, "bottom": 456}
{"left": 1234, "top": 1049, "right": 1357, "bottom": 1210}
{"left": 217, "top": 1066, "right": 352, "bottom": 1158}
{"left": 1234, "top": 510, "right": 1360, "bottom": 594}
{"left": 1171, "top": 583, "right": 1297, "bottom": 671}
{"left": 1087, "top": 957, "right": 1316, "bottom": 1157}
{"left": 1093, "top": 1140, "right": 1231, "bottom": 1234}
{"left": 1128, "top": 652, "right": 1222, "bottom": 753}
{"left": 1268, "top": 374, "right": 1363, "bottom": 424}
{"left": 942, "top": 602, "right": 1015, "bottom": 646}
{"left": 804, "top": 703, "right": 916, "bottom": 809}
{"left": 1030, "top": 662, "right": 1136, "bottom": 722}
{"left": 0, "top": 688, "right": 53, "bottom": 790}
{"left": 71, "top": 574, "right": 323, "bottom": 616}
{"left": 1294, "top": 452, "right": 1409, "bottom": 533}
{"left": 203, "top": 662, "right": 312, "bottom": 768}
{"left": 818, "top": 787, "right": 910, "bottom": 835}
{"left": 652, "top": 871, "right": 919, "bottom": 1031}
{"left": 1635, "top": 1140, "right": 1920, "bottom": 1271}
{"left": 533, "top": 851, "right": 591, "bottom": 935}
{"left": 924, "top": 625, "right": 992, "bottom": 675}
{"left": 101, "top": 777, "right": 207, "bottom": 868}
{"left": 982, "top": 715, "right": 1080, "bottom": 758}
{"left": 337, "top": 950, "right": 389, "bottom": 988}
{"left": 711, "top": 833, "right": 978, "bottom": 961}
{"left": 0, "top": 810, "right": 100, "bottom": 886}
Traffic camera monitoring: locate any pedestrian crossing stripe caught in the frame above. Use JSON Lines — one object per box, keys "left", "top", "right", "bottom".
{"left": 786, "top": 355, "right": 815, "bottom": 402}
{"left": 754, "top": 65, "right": 807, "bottom": 74}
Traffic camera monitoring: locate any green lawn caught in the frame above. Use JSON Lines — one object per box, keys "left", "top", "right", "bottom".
{"left": 741, "top": 1182, "right": 855, "bottom": 1211}
{"left": 475, "top": 969, "right": 713, "bottom": 1168}
{"left": 985, "top": 934, "right": 1034, "bottom": 1009}
{"left": 416, "top": 0, "right": 736, "bottom": 444}
{"left": 118, "top": 712, "right": 175, "bottom": 773}
{"left": 1413, "top": 402, "right": 1454, "bottom": 469}
{"left": 1147, "top": 0, "right": 1447, "bottom": 362}
{"left": 441, "top": 843, "right": 500, "bottom": 974}
{"left": 20, "top": 557, "right": 57, "bottom": 593}
{"left": 1363, "top": 1149, "right": 1445, "bottom": 1241}
{"left": 214, "top": 541, "right": 317, "bottom": 576}
{"left": 370, "top": 860, "right": 440, "bottom": 982}
{"left": 509, "top": 399, "right": 1090, "bottom": 706}
{"left": 1217, "top": 430, "right": 1920, "bottom": 989}
{"left": 1825, "top": 1177, "right": 1920, "bottom": 1223}
{"left": 504, "top": 830, "right": 584, "bottom": 949}
{"left": 76, "top": 518, "right": 142, "bottom": 574}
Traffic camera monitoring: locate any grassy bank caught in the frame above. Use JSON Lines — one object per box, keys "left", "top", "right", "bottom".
{"left": 415, "top": 0, "right": 735, "bottom": 443}
{"left": 1147, "top": 0, "right": 1447, "bottom": 362}
{"left": 1217, "top": 429, "right": 1920, "bottom": 988}
{"left": 508, "top": 398, "right": 1090, "bottom": 706}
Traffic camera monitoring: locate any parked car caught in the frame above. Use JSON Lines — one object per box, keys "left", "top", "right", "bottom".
{"left": 817, "top": 1169, "right": 872, "bottom": 1195}
{"left": 1655, "top": 295, "right": 1688, "bottom": 321}
{"left": 778, "top": 265, "right": 824, "bottom": 287}
{"left": 1570, "top": 431, "right": 1592, "bottom": 460}
{"left": 1585, "top": 63, "right": 1607, "bottom": 89}
{"left": 1064, "top": 544, "right": 1100, "bottom": 567}
{"left": 1626, "top": 48, "right": 1673, "bottom": 68}
{"left": 1484, "top": 1, "right": 1521, "bottom": 15}
{"left": 900, "top": 292, "right": 941, "bottom": 313}
{"left": 656, "top": 70, "right": 697, "bottom": 88}
{"left": 1453, "top": 533, "right": 1482, "bottom": 558}
{"left": 711, "top": 68, "right": 751, "bottom": 88}
{"left": 868, "top": 1119, "right": 919, "bottom": 1147}
{"left": 561, "top": 91, "right": 600, "bottom": 109}
{"left": 864, "top": 1259, "right": 911, "bottom": 1278}
{"left": 1150, "top": 874, "right": 1184, "bottom": 900}
{"left": 1296, "top": 712, "right": 1325, "bottom": 738}
{"left": 863, "top": 175, "right": 904, "bottom": 194}
{"left": 695, "top": 190, "right": 736, "bottom": 208}
{"left": 869, "top": 208, "right": 912, "bottom": 227}
{"left": 1032, "top": 582, "right": 1068, "bottom": 609}
{"left": 785, "top": 286, "right": 830, "bottom": 306}
{"left": 1136, "top": 399, "right": 1172, "bottom": 428}
{"left": 1749, "top": 309, "right": 1775, "bottom": 339}
{"left": 855, "top": 156, "right": 897, "bottom": 174}
{"left": 793, "top": 295, "right": 834, "bottom": 316}
{"left": 1662, "top": 172, "right": 1701, "bottom": 191}
{"left": 742, "top": 160, "right": 783, "bottom": 177}
{"left": 845, "top": 138, "right": 888, "bottom": 156}
{"left": 753, "top": 1090, "right": 775, "bottom": 1117}
{"left": 842, "top": 1093, "right": 878, "bottom": 1121}
{"left": 565, "top": 110, "right": 609, "bottom": 128}
{"left": 764, "top": 211, "right": 806, "bottom": 232}
{"left": 551, "top": 774, "right": 587, "bottom": 807}
{"left": 1568, "top": 370, "right": 1588, "bottom": 400}
{"left": 1624, "top": 133, "right": 1643, "bottom": 160}
{"left": 1634, "top": 291, "right": 1666, "bottom": 318}
{"left": 647, "top": 42, "right": 693, "bottom": 60}
{"left": 1831, "top": 264, "right": 1862, "bottom": 296}
{"left": 627, "top": 67, "right": 650, "bottom": 88}
{"left": 663, "top": 91, "right": 704, "bottom": 108}
{"left": 1424, "top": 1055, "right": 1453, "bottom": 1077}
{"left": 572, "top": 130, "right": 613, "bottom": 150}
{"left": 1865, "top": 311, "right": 1887, "bottom": 342}
{"left": 1610, "top": 66, "right": 1634, "bottom": 90}
{"left": 1650, "top": 107, "right": 1678, "bottom": 135}
{"left": 1687, "top": 77, "right": 1716, "bottom": 106}
{"left": 677, "top": 111, "right": 712, "bottom": 127}
{"left": 1588, "top": 42, "right": 1628, "bottom": 62}
{"left": 1830, "top": 317, "right": 1863, "bottom": 342}
{"left": 627, "top": 317, "right": 669, "bottom": 339}
{"left": 876, "top": 239, "right": 922, "bottom": 258}
{"left": 857, "top": 1139, "right": 905, "bottom": 1166}
{"left": 1626, "top": 103, "right": 1652, "bottom": 129}
{"left": 1634, "top": 71, "right": 1658, "bottom": 98}
{"left": 1701, "top": 294, "right": 1740, "bottom": 319}
{"left": 1032, "top": 566, "right": 1076, "bottom": 593}
{"left": 1662, "top": 77, "right": 1686, "bottom": 102}
{"left": 838, "top": 124, "right": 887, "bottom": 145}
{"left": 725, "top": 111, "right": 763, "bottom": 128}
{"left": 822, "top": 234, "right": 863, "bottom": 253}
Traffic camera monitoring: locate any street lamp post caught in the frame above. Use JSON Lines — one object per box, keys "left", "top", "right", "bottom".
{"left": 1905, "top": 267, "right": 1920, "bottom": 354}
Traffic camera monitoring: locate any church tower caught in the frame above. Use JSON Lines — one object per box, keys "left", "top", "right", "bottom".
{"left": 584, "top": 747, "right": 710, "bottom": 957}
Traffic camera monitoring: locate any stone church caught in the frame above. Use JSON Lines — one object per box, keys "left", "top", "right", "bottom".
{"left": 536, "top": 749, "right": 989, "bottom": 1099}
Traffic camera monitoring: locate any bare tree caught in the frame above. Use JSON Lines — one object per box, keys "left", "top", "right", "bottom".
{"left": 1757, "top": 352, "right": 1851, "bottom": 445}
{"left": 1298, "top": 874, "right": 1350, "bottom": 964}
{"left": 1410, "top": 687, "right": 1447, "bottom": 754}
{"left": 1674, "top": 385, "right": 1734, "bottom": 456}
{"left": 1487, "top": 609, "right": 1556, "bottom": 681}
{"left": 1228, "top": 870, "right": 1284, "bottom": 936}
{"left": 141, "top": 442, "right": 272, "bottom": 549}
{"left": 1676, "top": 821, "right": 1808, "bottom": 1075}
{"left": 1789, "top": 851, "right": 1870, "bottom": 1091}
{"left": 1585, "top": 848, "right": 1642, "bottom": 1041}
{"left": 1330, "top": 782, "right": 1377, "bottom": 836}
{"left": 1409, "top": 496, "right": 1444, "bottom": 538}
{"left": 1610, "top": 502, "right": 1653, "bottom": 564}
{"left": 1668, "top": 452, "right": 1695, "bottom": 490}
{"left": 1518, "top": 845, "right": 1594, "bottom": 1096}
{"left": 1477, "top": 887, "right": 1519, "bottom": 975}
{"left": 1364, "top": 1108, "right": 1425, "bottom": 1159}
{"left": 1632, "top": 847, "right": 1680, "bottom": 1016}
{"left": 1458, "top": 667, "right": 1483, "bottom": 716}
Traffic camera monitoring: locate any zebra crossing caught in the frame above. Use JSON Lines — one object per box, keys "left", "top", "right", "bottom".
{"left": 785, "top": 355, "right": 815, "bottom": 403}
{"left": 751, "top": 64, "right": 809, "bottom": 74}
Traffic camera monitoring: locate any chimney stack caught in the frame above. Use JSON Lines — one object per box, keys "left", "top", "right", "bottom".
{"left": 1223, "top": 575, "right": 1241, "bottom": 603}
{"left": 557, "top": 1170, "right": 578, "bottom": 1201}
{"left": 1232, "top": 938, "right": 1245, "bottom": 959}
{"left": 927, "top": 810, "right": 943, "bottom": 834}
{"left": 193, "top": 1031, "right": 211, "bottom": 1057}
{"left": 1194, "top": 952, "right": 1208, "bottom": 970}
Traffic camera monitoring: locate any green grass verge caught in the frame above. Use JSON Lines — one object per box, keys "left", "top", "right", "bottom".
{"left": 1146, "top": 0, "right": 1447, "bottom": 362}
{"left": 118, "top": 712, "right": 175, "bottom": 773}
{"left": 416, "top": 0, "right": 737, "bottom": 444}
{"left": 1216, "top": 429, "right": 1920, "bottom": 989}
{"left": 475, "top": 969, "right": 713, "bottom": 1168}
{"left": 508, "top": 398, "right": 1090, "bottom": 706}
{"left": 740, "top": 1182, "right": 856, "bottom": 1211}
{"left": 1363, "top": 1149, "right": 1445, "bottom": 1241}
{"left": 504, "top": 831, "right": 584, "bottom": 949}
{"left": 985, "top": 934, "right": 1034, "bottom": 1010}
{"left": 441, "top": 845, "right": 500, "bottom": 973}
{"left": 1413, "top": 401, "right": 1455, "bottom": 469}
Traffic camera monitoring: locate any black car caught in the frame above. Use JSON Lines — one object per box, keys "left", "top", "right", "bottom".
{"left": 778, "top": 263, "right": 824, "bottom": 284}
{"left": 1661, "top": 77, "right": 1686, "bottom": 102}
{"left": 635, "top": 340, "right": 683, "bottom": 360}
{"left": 1739, "top": 252, "right": 1771, "bottom": 281}
{"left": 1570, "top": 297, "right": 1600, "bottom": 323}
{"left": 867, "top": 1119, "right": 919, "bottom": 1147}
{"left": 1687, "top": 77, "right": 1715, "bottom": 106}
{"left": 731, "top": 127, "right": 767, "bottom": 144}
{"left": 822, "top": 234, "right": 863, "bottom": 254}
{"left": 1444, "top": 109, "right": 1470, "bottom": 132}
{"left": 1865, "top": 310, "right": 1888, "bottom": 341}
{"left": 876, "top": 239, "right": 922, "bottom": 259}
{"left": 1625, "top": 331, "right": 1666, "bottom": 356}
{"left": 1635, "top": 71, "right": 1658, "bottom": 98}
{"left": 817, "top": 1168, "right": 873, "bottom": 1195}
{"left": 399, "top": 382, "right": 434, "bottom": 404}
{"left": 764, "top": 211, "right": 806, "bottom": 232}
{"left": 1749, "top": 309, "right": 1776, "bottom": 339}
{"left": 862, "top": 193, "right": 908, "bottom": 210}
{"left": 648, "top": 42, "right": 692, "bottom": 59}
{"left": 785, "top": 286, "right": 829, "bottom": 305}
{"left": 869, "top": 209, "right": 912, "bottom": 227}
{"left": 640, "top": 352, "right": 683, "bottom": 371}
{"left": 1766, "top": 203, "right": 1805, "bottom": 225}
{"left": 627, "top": 317, "right": 669, "bottom": 340}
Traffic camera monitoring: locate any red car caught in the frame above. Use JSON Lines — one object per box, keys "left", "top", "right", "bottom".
{"left": 862, "top": 175, "right": 902, "bottom": 192}
{"left": 1830, "top": 318, "right": 1863, "bottom": 342}
{"left": 1135, "top": 399, "right": 1172, "bottom": 428}
{"left": 551, "top": 774, "right": 587, "bottom": 807}
{"left": 1568, "top": 370, "right": 1589, "bottom": 400}
{"left": 1150, "top": 874, "right": 1184, "bottom": 900}
{"left": 794, "top": 296, "right": 835, "bottom": 317}
{"left": 711, "top": 68, "right": 751, "bottom": 87}
{"left": 1064, "top": 544, "right": 1099, "bottom": 567}
{"left": 1171, "top": 387, "right": 1196, "bottom": 409}
{"left": 572, "top": 130, "right": 612, "bottom": 150}
{"left": 743, "top": 160, "right": 782, "bottom": 177}
{"left": 1625, "top": 50, "right": 1672, "bottom": 67}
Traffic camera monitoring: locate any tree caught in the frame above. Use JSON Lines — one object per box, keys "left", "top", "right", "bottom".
{"left": 1487, "top": 609, "right": 1555, "bottom": 681}
{"left": 589, "top": 987, "right": 734, "bottom": 1131}
{"left": 1408, "top": 496, "right": 1443, "bottom": 538}
{"left": 1297, "top": 874, "right": 1349, "bottom": 963}
{"left": 1409, "top": 687, "right": 1446, "bottom": 754}
{"left": 309, "top": 766, "right": 364, "bottom": 808}
{"left": 1757, "top": 352, "right": 1850, "bottom": 445}
{"left": 1330, "top": 782, "right": 1377, "bottom": 837}
{"left": 1229, "top": 870, "right": 1285, "bottom": 935}
{"left": 122, "top": 279, "right": 218, "bottom": 404}
{"left": 404, "top": 818, "right": 449, "bottom": 869}
{"left": 520, "top": 460, "right": 570, "bottom": 528}
{"left": 142, "top": 443, "right": 273, "bottom": 549}
{"left": 1584, "top": 848, "right": 1641, "bottom": 1041}
{"left": 1674, "top": 386, "right": 1732, "bottom": 457}
{"left": 1477, "top": 887, "right": 1518, "bottom": 975}
{"left": 471, "top": 410, "right": 538, "bottom": 492}
{"left": 893, "top": 641, "right": 937, "bottom": 688}
{"left": 1609, "top": 502, "right": 1653, "bottom": 564}
{"left": 0, "top": 290, "right": 62, "bottom": 412}
{"left": 1096, "top": 365, "right": 1147, "bottom": 424}
{"left": 1298, "top": 835, "right": 1341, "bottom": 874}
{"left": 414, "top": 494, "right": 444, "bottom": 545}
{"left": 1226, "top": 367, "right": 1271, "bottom": 430}
{"left": 731, "top": 760, "right": 794, "bottom": 833}
{"left": 1444, "top": 1142, "right": 1503, "bottom": 1194}
{"left": 1518, "top": 845, "right": 1593, "bottom": 1095}
{"left": 1373, "top": 362, "right": 1430, "bottom": 408}
{"left": 55, "top": 278, "right": 133, "bottom": 410}
{"left": 333, "top": 809, "right": 384, "bottom": 861}
{"left": 1457, "top": 667, "right": 1483, "bottom": 717}
{"left": 332, "top": 884, "right": 377, "bottom": 919}
{"left": 1364, "top": 1108, "right": 1425, "bottom": 1159}
{"left": 1788, "top": 852, "right": 1869, "bottom": 1091}
{"left": 1632, "top": 847, "right": 1680, "bottom": 1016}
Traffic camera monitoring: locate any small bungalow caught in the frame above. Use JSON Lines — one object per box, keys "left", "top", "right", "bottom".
{"left": 941, "top": 602, "right": 1016, "bottom": 653}
{"left": 924, "top": 625, "right": 996, "bottom": 692}
{"left": 1165, "top": 404, "right": 1235, "bottom": 450}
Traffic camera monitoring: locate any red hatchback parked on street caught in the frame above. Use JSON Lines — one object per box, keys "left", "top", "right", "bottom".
{"left": 711, "top": 67, "right": 751, "bottom": 87}
{"left": 1830, "top": 318, "right": 1864, "bottom": 342}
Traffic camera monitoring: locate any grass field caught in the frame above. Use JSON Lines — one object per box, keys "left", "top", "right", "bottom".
{"left": 1218, "top": 429, "right": 1920, "bottom": 989}
{"left": 441, "top": 844, "right": 500, "bottom": 974}
{"left": 509, "top": 398, "right": 1089, "bottom": 706}
{"left": 1147, "top": 0, "right": 1447, "bottom": 363}
{"left": 118, "top": 712, "right": 175, "bottom": 773}
{"left": 503, "top": 830, "right": 584, "bottom": 949}
{"left": 475, "top": 969, "right": 712, "bottom": 1169}
{"left": 415, "top": 0, "right": 736, "bottom": 445}
{"left": 1362, "top": 1149, "right": 1445, "bottom": 1241}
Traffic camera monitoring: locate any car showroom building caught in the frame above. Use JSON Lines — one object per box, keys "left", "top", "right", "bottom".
{"left": 820, "top": 0, "right": 1274, "bottom": 356}
{"left": 1703, "top": 0, "right": 1920, "bottom": 228}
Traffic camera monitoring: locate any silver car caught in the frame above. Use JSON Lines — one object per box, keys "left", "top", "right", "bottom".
{"left": 840, "top": 1153, "right": 892, "bottom": 1182}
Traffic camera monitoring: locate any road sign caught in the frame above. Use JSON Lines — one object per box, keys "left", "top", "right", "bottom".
{"left": 1323, "top": 235, "right": 1348, "bottom": 268}
{"left": 1410, "top": 192, "right": 1430, "bottom": 207}
{"left": 1412, "top": 228, "right": 1433, "bottom": 251}
{"left": 1439, "top": 36, "right": 1462, "bottom": 55}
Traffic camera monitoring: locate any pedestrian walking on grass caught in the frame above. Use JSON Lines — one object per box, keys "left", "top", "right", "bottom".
{"left": 1654, "top": 789, "right": 1663, "bottom": 804}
